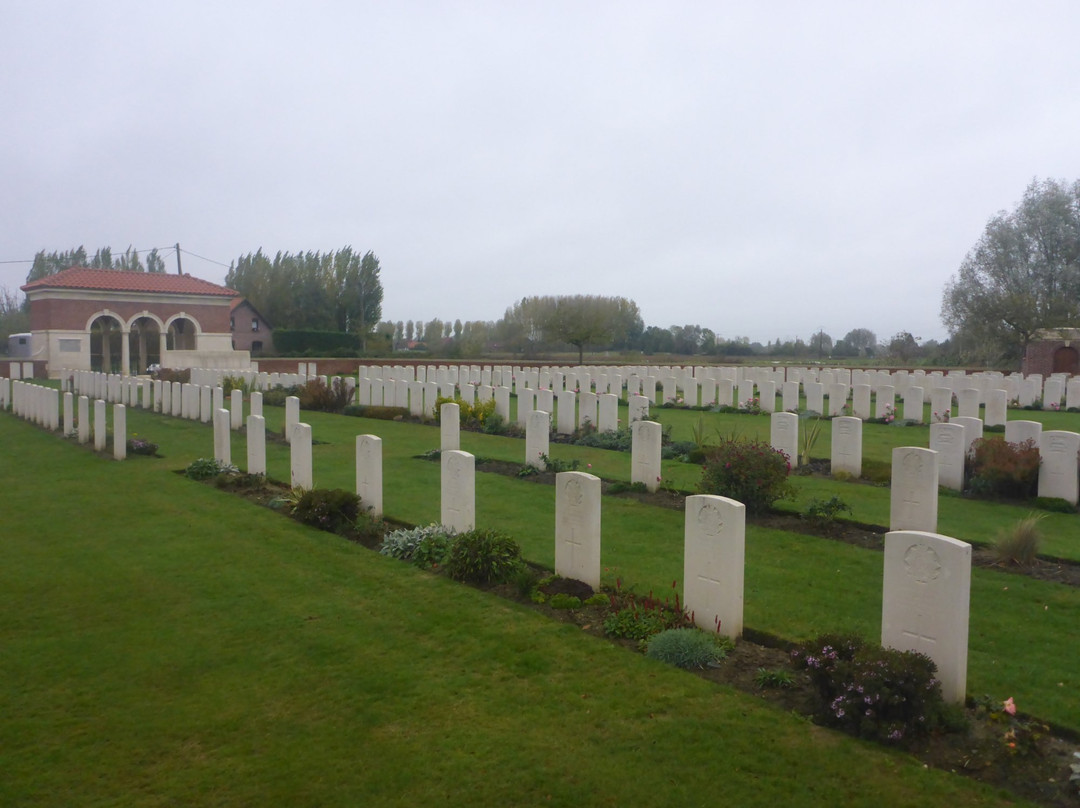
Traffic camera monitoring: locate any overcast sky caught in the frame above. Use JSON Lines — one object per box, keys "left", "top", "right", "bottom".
{"left": 3, "top": 1, "right": 1079, "bottom": 346}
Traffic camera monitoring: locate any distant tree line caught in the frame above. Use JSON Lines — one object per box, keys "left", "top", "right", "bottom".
{"left": 25, "top": 246, "right": 168, "bottom": 282}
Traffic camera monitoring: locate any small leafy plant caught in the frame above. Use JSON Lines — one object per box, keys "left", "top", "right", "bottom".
{"left": 126, "top": 437, "right": 158, "bottom": 456}
{"left": 804, "top": 496, "right": 851, "bottom": 525}
{"left": 602, "top": 579, "right": 694, "bottom": 641}
{"left": 646, "top": 628, "right": 731, "bottom": 669}
{"left": 754, "top": 667, "right": 794, "bottom": 689}
{"left": 443, "top": 528, "right": 523, "bottom": 585}
{"left": 185, "top": 457, "right": 240, "bottom": 480}
{"left": 379, "top": 524, "right": 456, "bottom": 568}
{"left": 291, "top": 488, "right": 362, "bottom": 535}
{"left": 967, "top": 437, "right": 1040, "bottom": 500}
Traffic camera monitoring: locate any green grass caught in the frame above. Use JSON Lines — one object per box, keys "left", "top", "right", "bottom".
{"left": 0, "top": 413, "right": 1041, "bottom": 807}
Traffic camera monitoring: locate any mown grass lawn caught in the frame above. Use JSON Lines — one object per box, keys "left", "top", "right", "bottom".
{"left": 20, "top": 391, "right": 1080, "bottom": 733}
{"left": 0, "top": 412, "right": 1043, "bottom": 807}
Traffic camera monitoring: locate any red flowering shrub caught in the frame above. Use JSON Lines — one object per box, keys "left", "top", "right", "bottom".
{"left": 698, "top": 438, "right": 795, "bottom": 514}
{"left": 968, "top": 437, "right": 1040, "bottom": 500}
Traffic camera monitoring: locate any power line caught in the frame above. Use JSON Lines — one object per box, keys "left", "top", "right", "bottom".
{"left": 178, "top": 248, "right": 231, "bottom": 269}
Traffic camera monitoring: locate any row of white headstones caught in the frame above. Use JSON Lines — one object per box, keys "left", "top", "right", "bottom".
{"left": 1, "top": 374, "right": 1007, "bottom": 706}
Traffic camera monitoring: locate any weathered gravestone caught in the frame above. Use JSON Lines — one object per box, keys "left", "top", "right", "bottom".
{"left": 882, "top": 530, "right": 971, "bottom": 704}
{"left": 555, "top": 471, "right": 601, "bottom": 589}
{"left": 113, "top": 404, "right": 127, "bottom": 460}
{"left": 214, "top": 408, "right": 231, "bottom": 465}
{"left": 683, "top": 494, "right": 745, "bottom": 639}
{"left": 285, "top": 395, "right": 300, "bottom": 444}
{"left": 1004, "top": 419, "right": 1041, "bottom": 447}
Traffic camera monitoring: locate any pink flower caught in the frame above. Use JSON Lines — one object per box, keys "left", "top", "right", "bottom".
{"left": 1003, "top": 697, "right": 1016, "bottom": 715}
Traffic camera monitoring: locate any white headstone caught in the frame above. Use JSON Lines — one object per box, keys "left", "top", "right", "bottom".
{"left": 903, "top": 386, "right": 924, "bottom": 423}
{"left": 769, "top": 411, "right": 798, "bottom": 468}
{"left": 214, "top": 408, "right": 231, "bottom": 465}
{"left": 890, "top": 447, "right": 938, "bottom": 532}
{"left": 113, "top": 404, "right": 127, "bottom": 460}
{"left": 285, "top": 395, "right": 300, "bottom": 444}
{"left": 230, "top": 389, "right": 244, "bottom": 430}
{"left": 831, "top": 416, "right": 862, "bottom": 477}
{"left": 984, "top": 388, "right": 1007, "bottom": 427}
{"left": 94, "top": 399, "right": 107, "bottom": 451}
{"left": 555, "top": 471, "right": 601, "bottom": 589}
{"left": 441, "top": 402, "right": 460, "bottom": 451}
{"left": 631, "top": 420, "right": 663, "bottom": 492}
{"left": 1038, "top": 430, "right": 1080, "bottom": 504}
{"left": 526, "top": 410, "right": 550, "bottom": 469}
{"left": 1004, "top": 419, "right": 1042, "bottom": 447}
{"left": 930, "top": 387, "right": 952, "bottom": 423}
{"left": 929, "top": 423, "right": 966, "bottom": 492}
{"left": 683, "top": 494, "right": 745, "bottom": 639}
{"left": 557, "top": 391, "right": 576, "bottom": 435}
{"left": 804, "top": 381, "right": 823, "bottom": 415}
{"left": 355, "top": 434, "right": 383, "bottom": 517}
{"left": 246, "top": 415, "right": 266, "bottom": 475}
{"left": 852, "top": 384, "right": 871, "bottom": 420}
{"left": 875, "top": 385, "right": 895, "bottom": 420}
{"left": 290, "top": 423, "right": 313, "bottom": 489}
{"left": 78, "top": 396, "right": 90, "bottom": 444}
{"left": 441, "top": 450, "right": 475, "bottom": 532}
{"left": 882, "top": 530, "right": 971, "bottom": 704}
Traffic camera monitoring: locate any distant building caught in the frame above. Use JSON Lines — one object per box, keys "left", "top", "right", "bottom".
{"left": 1022, "top": 328, "right": 1080, "bottom": 377}
{"left": 229, "top": 298, "right": 274, "bottom": 356}
{"left": 7, "top": 332, "right": 32, "bottom": 358}
{"left": 20, "top": 267, "right": 252, "bottom": 377}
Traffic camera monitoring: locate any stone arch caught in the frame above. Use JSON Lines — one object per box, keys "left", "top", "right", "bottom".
{"left": 1053, "top": 346, "right": 1080, "bottom": 375}
{"left": 164, "top": 313, "right": 201, "bottom": 351}
{"left": 88, "top": 313, "right": 124, "bottom": 373}
{"left": 128, "top": 315, "right": 163, "bottom": 374}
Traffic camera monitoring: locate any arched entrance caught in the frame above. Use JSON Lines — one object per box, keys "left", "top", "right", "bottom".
{"left": 166, "top": 317, "right": 197, "bottom": 351}
{"left": 1053, "top": 346, "right": 1080, "bottom": 375}
{"left": 129, "top": 317, "right": 162, "bottom": 374}
{"left": 90, "top": 315, "right": 124, "bottom": 373}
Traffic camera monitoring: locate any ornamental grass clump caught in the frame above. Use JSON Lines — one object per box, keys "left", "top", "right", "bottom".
{"left": 993, "top": 513, "right": 1045, "bottom": 566}
{"left": 698, "top": 438, "right": 795, "bottom": 514}
{"left": 646, "top": 628, "right": 731, "bottom": 669}
{"left": 792, "top": 633, "right": 954, "bottom": 745}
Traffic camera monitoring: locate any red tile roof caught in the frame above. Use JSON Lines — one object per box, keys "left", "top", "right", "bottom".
{"left": 21, "top": 267, "right": 238, "bottom": 297}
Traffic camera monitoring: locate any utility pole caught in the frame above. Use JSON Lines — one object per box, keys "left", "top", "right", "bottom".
{"left": 175, "top": 243, "right": 183, "bottom": 275}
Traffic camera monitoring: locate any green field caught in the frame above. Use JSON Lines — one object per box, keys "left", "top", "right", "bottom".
{"left": 2, "top": 387, "right": 1078, "bottom": 806}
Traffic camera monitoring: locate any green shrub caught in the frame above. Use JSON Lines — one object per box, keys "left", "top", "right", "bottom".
{"left": 804, "top": 496, "right": 851, "bottom": 525}
{"left": 1034, "top": 496, "right": 1076, "bottom": 514}
{"left": 993, "top": 514, "right": 1045, "bottom": 566}
{"left": 378, "top": 524, "right": 455, "bottom": 567}
{"left": 126, "top": 437, "right": 158, "bottom": 456}
{"left": 342, "top": 404, "right": 409, "bottom": 420}
{"left": 297, "top": 378, "right": 353, "bottom": 413}
{"left": 968, "top": 437, "right": 1040, "bottom": 500}
{"left": 646, "top": 628, "right": 730, "bottom": 669}
{"left": 791, "top": 633, "right": 951, "bottom": 744}
{"left": 548, "top": 593, "right": 582, "bottom": 609}
{"left": 443, "top": 529, "right": 522, "bottom": 585}
{"left": 698, "top": 438, "right": 795, "bottom": 514}
{"left": 185, "top": 457, "right": 239, "bottom": 481}
{"left": 221, "top": 375, "right": 249, "bottom": 396}
{"left": 291, "top": 488, "right": 361, "bottom": 534}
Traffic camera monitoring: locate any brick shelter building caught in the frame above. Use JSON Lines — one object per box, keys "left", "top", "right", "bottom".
{"left": 1021, "top": 328, "right": 1080, "bottom": 377}
{"left": 20, "top": 267, "right": 253, "bottom": 377}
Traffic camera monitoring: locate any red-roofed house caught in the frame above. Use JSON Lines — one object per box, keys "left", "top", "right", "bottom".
{"left": 21, "top": 267, "right": 253, "bottom": 376}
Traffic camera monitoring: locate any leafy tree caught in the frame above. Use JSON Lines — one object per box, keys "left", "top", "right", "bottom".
{"left": 499, "top": 295, "right": 642, "bottom": 363}
{"left": 0, "top": 287, "right": 30, "bottom": 354}
{"left": 405, "top": 320, "right": 414, "bottom": 342}
{"left": 886, "top": 331, "right": 921, "bottom": 363}
{"left": 226, "top": 247, "right": 382, "bottom": 346}
{"left": 941, "top": 178, "right": 1080, "bottom": 363}
{"left": 811, "top": 330, "right": 833, "bottom": 357}
{"left": 842, "top": 328, "right": 877, "bottom": 356}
